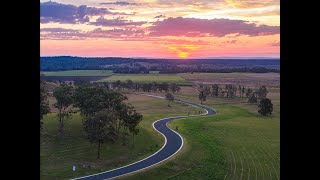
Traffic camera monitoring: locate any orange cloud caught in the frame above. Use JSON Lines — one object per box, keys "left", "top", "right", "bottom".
{"left": 225, "top": 0, "right": 276, "bottom": 8}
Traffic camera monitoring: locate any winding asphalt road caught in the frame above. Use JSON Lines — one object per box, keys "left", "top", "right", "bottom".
{"left": 72, "top": 94, "right": 216, "bottom": 180}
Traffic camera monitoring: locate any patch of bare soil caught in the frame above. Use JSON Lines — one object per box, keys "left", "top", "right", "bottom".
{"left": 185, "top": 77, "right": 280, "bottom": 87}
{"left": 179, "top": 86, "right": 199, "bottom": 94}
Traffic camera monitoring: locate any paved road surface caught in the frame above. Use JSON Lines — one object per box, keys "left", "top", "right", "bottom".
{"left": 72, "top": 94, "right": 216, "bottom": 180}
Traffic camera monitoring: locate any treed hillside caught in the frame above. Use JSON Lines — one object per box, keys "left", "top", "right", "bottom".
{"left": 40, "top": 56, "right": 134, "bottom": 71}
{"left": 40, "top": 56, "right": 280, "bottom": 73}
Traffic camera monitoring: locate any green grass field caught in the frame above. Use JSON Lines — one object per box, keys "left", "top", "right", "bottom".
{"left": 40, "top": 70, "right": 113, "bottom": 76}
{"left": 123, "top": 87, "right": 279, "bottom": 180}
{"left": 41, "top": 73, "right": 279, "bottom": 180}
{"left": 123, "top": 106, "right": 279, "bottom": 180}
{"left": 98, "top": 74, "right": 191, "bottom": 85}
{"left": 40, "top": 94, "right": 204, "bottom": 180}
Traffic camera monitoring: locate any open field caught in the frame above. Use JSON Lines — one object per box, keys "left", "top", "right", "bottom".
{"left": 98, "top": 74, "right": 191, "bottom": 85}
{"left": 41, "top": 72, "right": 279, "bottom": 180}
{"left": 41, "top": 76, "right": 107, "bottom": 82}
{"left": 148, "top": 85, "right": 280, "bottom": 118}
{"left": 40, "top": 94, "right": 204, "bottom": 180}
{"left": 123, "top": 86, "right": 279, "bottom": 180}
{"left": 40, "top": 72, "right": 280, "bottom": 88}
{"left": 179, "top": 73, "right": 280, "bottom": 87}
{"left": 41, "top": 70, "right": 113, "bottom": 76}
{"left": 125, "top": 105, "right": 280, "bottom": 180}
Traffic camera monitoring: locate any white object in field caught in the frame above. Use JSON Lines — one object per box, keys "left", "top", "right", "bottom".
{"left": 73, "top": 165, "right": 76, "bottom": 171}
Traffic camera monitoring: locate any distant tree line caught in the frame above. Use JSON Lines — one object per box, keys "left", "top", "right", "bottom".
{"left": 48, "top": 79, "right": 182, "bottom": 94}
{"left": 197, "top": 84, "right": 273, "bottom": 116}
{"left": 108, "top": 66, "right": 279, "bottom": 74}
{"left": 42, "top": 65, "right": 279, "bottom": 74}
{"left": 40, "top": 56, "right": 134, "bottom": 71}
{"left": 89, "top": 80, "right": 182, "bottom": 94}
{"left": 197, "top": 84, "right": 268, "bottom": 99}
{"left": 41, "top": 56, "right": 280, "bottom": 73}
{"left": 198, "top": 84, "right": 268, "bottom": 104}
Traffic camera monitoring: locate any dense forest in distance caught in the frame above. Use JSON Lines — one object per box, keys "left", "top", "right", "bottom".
{"left": 40, "top": 56, "right": 280, "bottom": 73}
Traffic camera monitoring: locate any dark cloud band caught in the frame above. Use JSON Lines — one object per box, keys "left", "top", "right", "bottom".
{"left": 148, "top": 17, "right": 279, "bottom": 37}
{"left": 40, "top": 1, "right": 116, "bottom": 24}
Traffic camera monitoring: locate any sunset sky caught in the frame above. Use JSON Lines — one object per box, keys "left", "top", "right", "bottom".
{"left": 40, "top": 0, "right": 280, "bottom": 58}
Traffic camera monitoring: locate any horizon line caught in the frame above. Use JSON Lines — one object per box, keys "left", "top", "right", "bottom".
{"left": 40, "top": 56, "right": 280, "bottom": 60}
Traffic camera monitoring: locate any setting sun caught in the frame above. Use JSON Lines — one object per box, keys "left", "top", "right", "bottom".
{"left": 178, "top": 52, "right": 189, "bottom": 58}
{"left": 165, "top": 44, "right": 198, "bottom": 58}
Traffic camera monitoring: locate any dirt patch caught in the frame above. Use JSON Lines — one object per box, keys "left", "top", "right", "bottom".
{"left": 185, "top": 77, "right": 279, "bottom": 87}
{"left": 179, "top": 86, "right": 199, "bottom": 94}
{"left": 180, "top": 73, "right": 280, "bottom": 88}
{"left": 243, "top": 73, "right": 279, "bottom": 78}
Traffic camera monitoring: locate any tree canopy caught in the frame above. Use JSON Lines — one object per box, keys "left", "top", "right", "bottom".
{"left": 73, "top": 84, "right": 142, "bottom": 159}
{"left": 165, "top": 93, "right": 175, "bottom": 107}
{"left": 53, "top": 84, "right": 74, "bottom": 138}
{"left": 199, "top": 90, "right": 207, "bottom": 104}
{"left": 40, "top": 80, "right": 50, "bottom": 130}
{"left": 258, "top": 98, "right": 273, "bottom": 116}
{"left": 83, "top": 109, "right": 118, "bottom": 159}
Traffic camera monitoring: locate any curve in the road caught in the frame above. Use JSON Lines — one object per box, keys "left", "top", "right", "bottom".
{"left": 72, "top": 94, "right": 216, "bottom": 180}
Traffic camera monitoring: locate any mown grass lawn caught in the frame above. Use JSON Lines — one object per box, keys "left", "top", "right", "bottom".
{"left": 97, "top": 74, "right": 191, "bottom": 85}
{"left": 121, "top": 86, "right": 279, "bottom": 180}
{"left": 124, "top": 105, "right": 279, "bottom": 180}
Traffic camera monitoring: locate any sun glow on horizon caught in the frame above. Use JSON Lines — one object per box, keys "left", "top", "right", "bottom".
{"left": 178, "top": 52, "right": 189, "bottom": 58}
{"left": 165, "top": 44, "right": 199, "bottom": 58}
